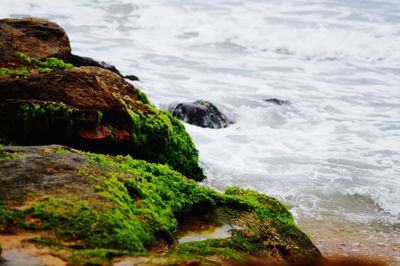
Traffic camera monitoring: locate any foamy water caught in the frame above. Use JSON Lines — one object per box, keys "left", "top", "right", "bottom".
{"left": 1, "top": 0, "right": 400, "bottom": 259}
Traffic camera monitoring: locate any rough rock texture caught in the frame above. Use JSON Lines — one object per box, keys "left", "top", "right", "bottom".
{"left": 0, "top": 145, "right": 321, "bottom": 265}
{"left": 0, "top": 18, "right": 71, "bottom": 68}
{"left": 0, "top": 17, "right": 130, "bottom": 78}
{"left": 169, "top": 100, "right": 230, "bottom": 129}
{"left": 0, "top": 66, "right": 203, "bottom": 180}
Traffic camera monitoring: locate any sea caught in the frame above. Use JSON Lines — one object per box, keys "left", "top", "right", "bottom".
{"left": 1, "top": 0, "right": 399, "bottom": 263}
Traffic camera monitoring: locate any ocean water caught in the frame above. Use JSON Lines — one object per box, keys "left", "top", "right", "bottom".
{"left": 1, "top": 0, "right": 400, "bottom": 261}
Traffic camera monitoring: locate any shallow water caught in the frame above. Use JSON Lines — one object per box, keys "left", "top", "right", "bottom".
{"left": 0, "top": 249, "right": 41, "bottom": 266}
{"left": 1, "top": 0, "right": 399, "bottom": 261}
{"left": 178, "top": 224, "right": 238, "bottom": 243}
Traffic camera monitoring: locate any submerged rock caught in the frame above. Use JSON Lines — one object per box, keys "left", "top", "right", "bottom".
{"left": 169, "top": 100, "right": 230, "bottom": 129}
{"left": 264, "top": 98, "right": 291, "bottom": 105}
{"left": 0, "top": 145, "right": 321, "bottom": 265}
{"left": 124, "top": 74, "right": 141, "bottom": 81}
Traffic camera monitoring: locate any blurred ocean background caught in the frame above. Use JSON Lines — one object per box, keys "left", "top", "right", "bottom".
{"left": 1, "top": 0, "right": 399, "bottom": 262}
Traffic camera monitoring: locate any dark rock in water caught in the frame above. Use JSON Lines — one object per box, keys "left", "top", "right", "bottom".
{"left": 0, "top": 18, "right": 71, "bottom": 68}
{"left": 169, "top": 100, "right": 230, "bottom": 129}
{"left": 124, "top": 74, "right": 140, "bottom": 81}
{"left": 264, "top": 98, "right": 291, "bottom": 105}
{"left": 70, "top": 53, "right": 123, "bottom": 77}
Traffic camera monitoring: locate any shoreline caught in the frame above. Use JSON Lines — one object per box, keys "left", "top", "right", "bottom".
{"left": 298, "top": 218, "right": 400, "bottom": 265}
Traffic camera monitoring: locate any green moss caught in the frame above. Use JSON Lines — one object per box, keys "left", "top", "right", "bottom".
{"left": 29, "top": 237, "right": 128, "bottom": 266}
{"left": 222, "top": 187, "right": 295, "bottom": 227}
{"left": 19, "top": 153, "right": 293, "bottom": 254}
{"left": 54, "top": 146, "right": 73, "bottom": 155}
{"left": 37, "top": 57, "right": 73, "bottom": 71}
{"left": 0, "top": 150, "right": 19, "bottom": 160}
{"left": 0, "top": 202, "right": 25, "bottom": 229}
{"left": 137, "top": 89, "right": 150, "bottom": 104}
{"left": 19, "top": 102, "right": 77, "bottom": 137}
{"left": 0, "top": 149, "right": 313, "bottom": 264}
{"left": 96, "top": 110, "right": 103, "bottom": 126}
{"left": 68, "top": 248, "right": 127, "bottom": 266}
{"left": 119, "top": 96, "right": 204, "bottom": 180}
{"left": 16, "top": 51, "right": 73, "bottom": 71}
{"left": 86, "top": 153, "right": 217, "bottom": 241}
{"left": 0, "top": 67, "right": 29, "bottom": 75}
{"left": 4, "top": 152, "right": 209, "bottom": 253}
{"left": 0, "top": 52, "right": 73, "bottom": 77}
{"left": 170, "top": 238, "right": 248, "bottom": 262}
{"left": 26, "top": 198, "right": 154, "bottom": 252}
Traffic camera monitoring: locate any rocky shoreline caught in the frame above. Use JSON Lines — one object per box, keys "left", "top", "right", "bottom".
{"left": 0, "top": 18, "right": 321, "bottom": 265}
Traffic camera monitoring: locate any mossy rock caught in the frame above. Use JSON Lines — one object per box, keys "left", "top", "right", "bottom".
{"left": 0, "top": 66, "right": 203, "bottom": 180}
{"left": 0, "top": 145, "right": 320, "bottom": 265}
{"left": 0, "top": 18, "right": 71, "bottom": 69}
{"left": 0, "top": 17, "right": 199, "bottom": 179}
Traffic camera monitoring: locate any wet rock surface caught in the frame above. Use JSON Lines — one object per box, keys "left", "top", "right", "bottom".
{"left": 0, "top": 145, "right": 321, "bottom": 265}
{"left": 0, "top": 18, "right": 203, "bottom": 180}
{"left": 0, "top": 66, "right": 203, "bottom": 180}
{"left": 0, "top": 18, "right": 138, "bottom": 83}
{"left": 169, "top": 100, "right": 230, "bottom": 129}
{"left": 0, "top": 17, "right": 321, "bottom": 266}
{"left": 0, "top": 18, "right": 71, "bottom": 68}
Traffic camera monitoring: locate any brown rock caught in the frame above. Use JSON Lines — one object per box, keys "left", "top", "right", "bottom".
{"left": 0, "top": 67, "right": 204, "bottom": 180}
{"left": 0, "top": 18, "right": 71, "bottom": 68}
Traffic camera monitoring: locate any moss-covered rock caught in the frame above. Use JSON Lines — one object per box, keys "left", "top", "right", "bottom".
{"left": 0, "top": 66, "right": 203, "bottom": 180}
{"left": 0, "top": 17, "right": 127, "bottom": 77}
{"left": 0, "top": 18, "right": 71, "bottom": 68}
{"left": 0, "top": 17, "right": 200, "bottom": 179}
{"left": 0, "top": 145, "right": 320, "bottom": 265}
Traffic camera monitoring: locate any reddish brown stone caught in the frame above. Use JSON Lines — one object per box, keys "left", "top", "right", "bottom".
{"left": 0, "top": 18, "right": 71, "bottom": 68}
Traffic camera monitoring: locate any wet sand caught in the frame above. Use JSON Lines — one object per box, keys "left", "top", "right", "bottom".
{"left": 0, "top": 233, "right": 66, "bottom": 266}
{"left": 298, "top": 218, "right": 400, "bottom": 265}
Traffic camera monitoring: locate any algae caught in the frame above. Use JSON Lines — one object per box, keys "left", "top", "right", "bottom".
{"left": 16, "top": 51, "right": 73, "bottom": 71}
{"left": 19, "top": 102, "right": 77, "bottom": 137}
{"left": 0, "top": 150, "right": 18, "bottom": 160}
{"left": 0, "top": 52, "right": 73, "bottom": 77}
{"left": 119, "top": 96, "right": 204, "bottom": 180}
{"left": 0, "top": 147, "right": 317, "bottom": 264}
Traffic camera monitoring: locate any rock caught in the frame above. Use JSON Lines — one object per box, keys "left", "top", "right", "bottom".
{"left": 169, "top": 100, "right": 230, "bottom": 129}
{"left": 69, "top": 53, "right": 123, "bottom": 76}
{"left": 264, "top": 98, "right": 291, "bottom": 105}
{"left": 0, "top": 145, "right": 321, "bottom": 265}
{"left": 0, "top": 66, "right": 204, "bottom": 180}
{"left": 0, "top": 18, "right": 71, "bottom": 68}
{"left": 0, "top": 18, "right": 140, "bottom": 79}
{"left": 124, "top": 74, "right": 141, "bottom": 81}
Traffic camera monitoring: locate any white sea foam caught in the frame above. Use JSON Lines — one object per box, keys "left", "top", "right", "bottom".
{"left": 1, "top": 0, "right": 399, "bottom": 240}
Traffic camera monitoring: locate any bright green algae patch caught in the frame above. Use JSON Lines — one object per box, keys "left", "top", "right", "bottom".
{"left": 0, "top": 147, "right": 319, "bottom": 264}
{"left": 123, "top": 100, "right": 203, "bottom": 180}
{"left": 0, "top": 150, "right": 18, "bottom": 160}
{"left": 0, "top": 52, "right": 73, "bottom": 77}
{"left": 16, "top": 51, "right": 73, "bottom": 72}
{"left": 118, "top": 95, "right": 202, "bottom": 179}
{"left": 19, "top": 102, "right": 77, "bottom": 135}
